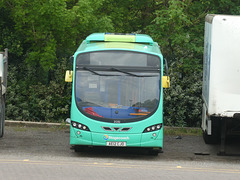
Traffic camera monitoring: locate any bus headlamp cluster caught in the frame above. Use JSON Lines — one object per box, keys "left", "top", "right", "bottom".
{"left": 71, "top": 121, "right": 90, "bottom": 131}
{"left": 143, "top": 123, "right": 162, "bottom": 133}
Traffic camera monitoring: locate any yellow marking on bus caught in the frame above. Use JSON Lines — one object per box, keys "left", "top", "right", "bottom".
{"left": 104, "top": 34, "right": 135, "bottom": 42}
{"left": 130, "top": 113, "right": 149, "bottom": 116}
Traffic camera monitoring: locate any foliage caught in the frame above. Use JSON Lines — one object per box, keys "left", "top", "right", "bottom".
{"left": 163, "top": 71, "right": 203, "bottom": 127}
{"left": 146, "top": 0, "right": 239, "bottom": 127}
{"left": 6, "top": 61, "right": 72, "bottom": 122}
{"left": 145, "top": 0, "right": 206, "bottom": 126}
{"left": 1, "top": 0, "right": 240, "bottom": 126}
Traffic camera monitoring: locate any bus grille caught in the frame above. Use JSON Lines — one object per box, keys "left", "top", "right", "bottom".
{"left": 102, "top": 127, "right": 132, "bottom": 132}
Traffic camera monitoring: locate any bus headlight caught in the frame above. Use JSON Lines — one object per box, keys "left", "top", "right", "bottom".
{"left": 143, "top": 123, "right": 162, "bottom": 133}
{"left": 71, "top": 121, "right": 90, "bottom": 131}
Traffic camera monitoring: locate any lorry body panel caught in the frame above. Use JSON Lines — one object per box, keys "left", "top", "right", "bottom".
{"left": 202, "top": 15, "right": 240, "bottom": 118}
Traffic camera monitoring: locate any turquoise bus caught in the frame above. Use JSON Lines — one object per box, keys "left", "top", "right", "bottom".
{"left": 65, "top": 33, "right": 170, "bottom": 155}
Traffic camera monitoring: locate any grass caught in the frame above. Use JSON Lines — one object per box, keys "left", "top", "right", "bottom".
{"left": 164, "top": 127, "right": 202, "bottom": 136}
{"left": 7, "top": 124, "right": 69, "bottom": 132}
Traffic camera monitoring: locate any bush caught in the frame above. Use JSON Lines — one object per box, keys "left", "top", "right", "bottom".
{"left": 6, "top": 60, "right": 72, "bottom": 122}
{"left": 163, "top": 61, "right": 202, "bottom": 127}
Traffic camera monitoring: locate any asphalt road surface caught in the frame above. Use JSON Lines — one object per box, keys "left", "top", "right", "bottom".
{"left": 0, "top": 124, "right": 240, "bottom": 180}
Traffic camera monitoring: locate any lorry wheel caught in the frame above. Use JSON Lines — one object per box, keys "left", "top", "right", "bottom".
{"left": 203, "top": 126, "right": 220, "bottom": 144}
{"left": 203, "top": 130, "right": 218, "bottom": 144}
{"left": 0, "top": 97, "right": 5, "bottom": 138}
{"left": 203, "top": 117, "right": 221, "bottom": 144}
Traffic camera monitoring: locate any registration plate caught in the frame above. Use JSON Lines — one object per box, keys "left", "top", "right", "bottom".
{"left": 106, "top": 142, "right": 126, "bottom": 147}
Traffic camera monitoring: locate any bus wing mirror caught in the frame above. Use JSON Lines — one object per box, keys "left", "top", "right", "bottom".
{"left": 65, "top": 70, "right": 73, "bottom": 82}
{"left": 162, "top": 76, "right": 170, "bottom": 88}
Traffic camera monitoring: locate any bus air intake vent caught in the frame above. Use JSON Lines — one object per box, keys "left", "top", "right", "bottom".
{"left": 102, "top": 127, "right": 132, "bottom": 132}
{"left": 120, "top": 127, "right": 132, "bottom": 132}
{"left": 113, "top": 127, "right": 121, "bottom": 131}
{"left": 102, "top": 127, "right": 113, "bottom": 131}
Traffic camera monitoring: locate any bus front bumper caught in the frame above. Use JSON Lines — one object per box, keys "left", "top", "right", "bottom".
{"left": 70, "top": 127, "right": 163, "bottom": 148}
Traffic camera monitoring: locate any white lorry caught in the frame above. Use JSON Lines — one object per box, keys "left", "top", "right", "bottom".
{"left": 202, "top": 14, "right": 240, "bottom": 155}
{"left": 0, "top": 49, "right": 8, "bottom": 138}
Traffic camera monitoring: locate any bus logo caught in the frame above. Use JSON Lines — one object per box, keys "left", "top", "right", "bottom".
{"left": 103, "top": 135, "right": 129, "bottom": 141}
{"left": 103, "top": 135, "right": 109, "bottom": 140}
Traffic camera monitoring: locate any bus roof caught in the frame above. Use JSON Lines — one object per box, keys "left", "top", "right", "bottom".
{"left": 76, "top": 33, "right": 162, "bottom": 55}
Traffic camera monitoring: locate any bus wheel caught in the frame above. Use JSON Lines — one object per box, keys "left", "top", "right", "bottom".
{"left": 148, "top": 149, "right": 159, "bottom": 156}
{"left": 74, "top": 145, "right": 86, "bottom": 152}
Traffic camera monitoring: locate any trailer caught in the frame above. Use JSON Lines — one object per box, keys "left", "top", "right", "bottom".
{"left": 0, "top": 49, "right": 8, "bottom": 138}
{"left": 202, "top": 14, "right": 240, "bottom": 155}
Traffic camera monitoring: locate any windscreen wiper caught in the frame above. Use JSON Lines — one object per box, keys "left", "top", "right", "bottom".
{"left": 81, "top": 67, "right": 158, "bottom": 77}
{"left": 111, "top": 68, "right": 158, "bottom": 77}
{"left": 83, "top": 67, "right": 120, "bottom": 76}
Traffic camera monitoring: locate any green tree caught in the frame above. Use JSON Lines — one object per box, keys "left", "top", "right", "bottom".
{"left": 98, "top": 0, "right": 161, "bottom": 33}
{"left": 146, "top": 0, "right": 240, "bottom": 126}
{"left": 10, "top": 0, "right": 76, "bottom": 72}
{"left": 3, "top": 0, "right": 115, "bottom": 122}
{"left": 72, "top": 0, "right": 114, "bottom": 42}
{"left": 2, "top": 0, "right": 240, "bottom": 125}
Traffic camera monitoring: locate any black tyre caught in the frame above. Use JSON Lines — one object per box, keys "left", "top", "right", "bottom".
{"left": 148, "top": 148, "right": 160, "bottom": 156}
{"left": 203, "top": 118, "right": 220, "bottom": 144}
{"left": 203, "top": 130, "right": 218, "bottom": 144}
{"left": 74, "top": 145, "right": 87, "bottom": 152}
